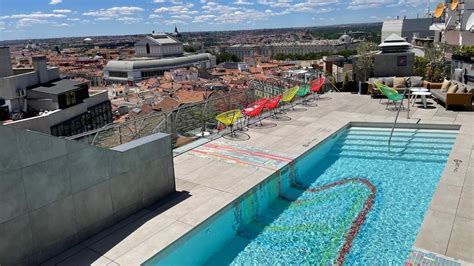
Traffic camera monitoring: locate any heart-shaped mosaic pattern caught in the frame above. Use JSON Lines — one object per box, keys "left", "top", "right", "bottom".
{"left": 232, "top": 178, "right": 376, "bottom": 265}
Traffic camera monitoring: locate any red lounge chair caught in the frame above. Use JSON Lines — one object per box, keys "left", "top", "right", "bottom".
{"left": 265, "top": 95, "right": 282, "bottom": 119}
{"left": 310, "top": 77, "right": 326, "bottom": 100}
{"left": 242, "top": 98, "right": 268, "bottom": 127}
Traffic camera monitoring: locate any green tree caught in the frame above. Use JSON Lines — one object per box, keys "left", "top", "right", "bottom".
{"left": 424, "top": 44, "right": 449, "bottom": 82}
{"left": 354, "top": 42, "right": 377, "bottom": 82}
{"left": 184, "top": 46, "right": 196, "bottom": 53}
{"left": 414, "top": 56, "right": 430, "bottom": 78}
{"left": 216, "top": 52, "right": 239, "bottom": 64}
{"left": 342, "top": 72, "right": 351, "bottom": 92}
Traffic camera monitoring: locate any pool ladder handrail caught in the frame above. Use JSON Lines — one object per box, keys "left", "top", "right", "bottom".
{"left": 388, "top": 87, "right": 409, "bottom": 147}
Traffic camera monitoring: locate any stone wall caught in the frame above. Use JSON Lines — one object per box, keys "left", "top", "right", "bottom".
{"left": 374, "top": 51, "right": 415, "bottom": 77}
{"left": 0, "top": 125, "right": 175, "bottom": 265}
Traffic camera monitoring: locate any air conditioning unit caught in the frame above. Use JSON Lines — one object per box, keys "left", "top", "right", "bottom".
{"left": 17, "top": 88, "right": 26, "bottom": 97}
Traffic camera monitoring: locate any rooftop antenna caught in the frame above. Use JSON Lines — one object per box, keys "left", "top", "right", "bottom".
{"left": 425, "top": 0, "right": 431, "bottom": 17}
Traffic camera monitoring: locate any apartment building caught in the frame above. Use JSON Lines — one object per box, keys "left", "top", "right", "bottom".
{"left": 0, "top": 47, "right": 112, "bottom": 137}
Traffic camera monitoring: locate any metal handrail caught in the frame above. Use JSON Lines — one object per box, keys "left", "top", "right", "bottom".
{"left": 388, "top": 87, "right": 409, "bottom": 146}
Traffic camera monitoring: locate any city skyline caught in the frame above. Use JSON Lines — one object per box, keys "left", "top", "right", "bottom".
{"left": 1, "top": 0, "right": 429, "bottom": 41}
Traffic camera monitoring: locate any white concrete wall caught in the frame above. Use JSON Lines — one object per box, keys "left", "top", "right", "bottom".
{"left": 6, "top": 91, "right": 110, "bottom": 134}
{"left": 0, "top": 47, "right": 13, "bottom": 78}
{"left": 0, "top": 126, "right": 176, "bottom": 265}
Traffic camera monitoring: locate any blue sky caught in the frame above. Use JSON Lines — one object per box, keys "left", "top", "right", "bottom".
{"left": 0, "top": 0, "right": 429, "bottom": 40}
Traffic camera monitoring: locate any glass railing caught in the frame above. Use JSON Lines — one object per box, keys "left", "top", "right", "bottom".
{"left": 67, "top": 87, "right": 265, "bottom": 148}
{"left": 67, "top": 77, "right": 330, "bottom": 149}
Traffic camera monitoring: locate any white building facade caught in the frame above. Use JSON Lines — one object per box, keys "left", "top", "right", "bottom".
{"left": 134, "top": 33, "right": 184, "bottom": 58}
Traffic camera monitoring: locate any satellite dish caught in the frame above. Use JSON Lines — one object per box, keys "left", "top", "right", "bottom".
{"left": 466, "top": 13, "right": 474, "bottom": 32}
{"left": 451, "top": 0, "right": 459, "bottom": 11}
{"left": 434, "top": 2, "right": 445, "bottom": 18}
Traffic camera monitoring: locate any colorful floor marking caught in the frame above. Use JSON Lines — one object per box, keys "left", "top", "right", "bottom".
{"left": 405, "top": 248, "right": 468, "bottom": 266}
{"left": 190, "top": 141, "right": 294, "bottom": 171}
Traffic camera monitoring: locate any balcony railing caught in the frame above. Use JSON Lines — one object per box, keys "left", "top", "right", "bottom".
{"left": 66, "top": 77, "right": 331, "bottom": 149}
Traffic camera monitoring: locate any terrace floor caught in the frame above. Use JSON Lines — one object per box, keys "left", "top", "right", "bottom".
{"left": 44, "top": 93, "right": 474, "bottom": 265}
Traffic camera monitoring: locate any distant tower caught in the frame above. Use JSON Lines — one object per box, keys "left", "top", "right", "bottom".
{"left": 174, "top": 24, "right": 182, "bottom": 38}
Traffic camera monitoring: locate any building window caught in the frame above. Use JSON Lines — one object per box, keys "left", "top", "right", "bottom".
{"left": 51, "top": 101, "right": 113, "bottom": 137}
{"left": 146, "top": 43, "right": 150, "bottom": 54}
{"left": 397, "top": 56, "right": 407, "bottom": 66}
{"left": 109, "top": 71, "right": 128, "bottom": 78}
{"left": 65, "top": 91, "right": 76, "bottom": 106}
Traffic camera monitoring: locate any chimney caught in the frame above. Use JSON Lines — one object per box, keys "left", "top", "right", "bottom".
{"left": 0, "top": 47, "right": 14, "bottom": 78}
{"left": 32, "top": 55, "right": 49, "bottom": 84}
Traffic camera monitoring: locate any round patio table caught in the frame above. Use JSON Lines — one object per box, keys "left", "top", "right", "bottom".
{"left": 411, "top": 91, "right": 432, "bottom": 108}
{"left": 410, "top": 87, "right": 429, "bottom": 106}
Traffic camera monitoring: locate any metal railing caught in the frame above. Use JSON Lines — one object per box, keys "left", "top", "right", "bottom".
{"left": 67, "top": 75, "right": 330, "bottom": 149}
{"left": 388, "top": 87, "right": 409, "bottom": 147}
{"left": 66, "top": 87, "right": 268, "bottom": 148}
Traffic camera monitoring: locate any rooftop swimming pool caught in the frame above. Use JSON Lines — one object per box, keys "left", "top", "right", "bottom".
{"left": 145, "top": 126, "right": 458, "bottom": 265}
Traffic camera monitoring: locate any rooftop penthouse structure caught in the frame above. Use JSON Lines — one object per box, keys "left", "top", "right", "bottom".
{"left": 134, "top": 33, "right": 183, "bottom": 58}
{"left": 0, "top": 47, "right": 112, "bottom": 137}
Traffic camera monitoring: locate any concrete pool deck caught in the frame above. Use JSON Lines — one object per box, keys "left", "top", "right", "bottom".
{"left": 44, "top": 93, "right": 473, "bottom": 265}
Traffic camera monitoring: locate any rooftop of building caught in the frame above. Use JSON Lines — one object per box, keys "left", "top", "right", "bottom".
{"left": 144, "top": 33, "right": 181, "bottom": 45}
{"left": 31, "top": 79, "right": 87, "bottom": 95}
{"left": 104, "top": 53, "right": 214, "bottom": 71}
{"left": 45, "top": 91, "right": 473, "bottom": 265}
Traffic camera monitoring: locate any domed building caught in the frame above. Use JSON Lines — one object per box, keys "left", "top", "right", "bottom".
{"left": 339, "top": 33, "right": 351, "bottom": 43}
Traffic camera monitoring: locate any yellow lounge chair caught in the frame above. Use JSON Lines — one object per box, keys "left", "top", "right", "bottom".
{"left": 280, "top": 86, "right": 300, "bottom": 111}
{"left": 215, "top": 109, "right": 249, "bottom": 140}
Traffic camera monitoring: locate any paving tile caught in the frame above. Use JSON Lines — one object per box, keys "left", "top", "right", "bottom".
{"left": 178, "top": 191, "right": 236, "bottom": 226}
{"left": 55, "top": 248, "right": 114, "bottom": 266}
{"left": 414, "top": 209, "right": 455, "bottom": 255}
{"left": 429, "top": 183, "right": 462, "bottom": 215}
{"left": 158, "top": 185, "right": 231, "bottom": 221}
{"left": 114, "top": 221, "right": 192, "bottom": 265}
{"left": 88, "top": 214, "right": 176, "bottom": 260}
{"left": 446, "top": 217, "right": 474, "bottom": 263}
{"left": 225, "top": 168, "right": 273, "bottom": 196}
{"left": 456, "top": 186, "right": 473, "bottom": 220}
{"left": 175, "top": 178, "right": 199, "bottom": 192}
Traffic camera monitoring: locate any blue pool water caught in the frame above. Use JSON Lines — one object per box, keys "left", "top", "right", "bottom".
{"left": 146, "top": 127, "right": 457, "bottom": 265}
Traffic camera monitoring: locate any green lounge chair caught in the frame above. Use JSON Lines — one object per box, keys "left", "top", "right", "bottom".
{"left": 373, "top": 82, "right": 405, "bottom": 110}
{"left": 296, "top": 84, "right": 311, "bottom": 105}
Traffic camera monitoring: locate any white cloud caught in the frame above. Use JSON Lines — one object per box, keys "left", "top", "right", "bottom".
{"left": 193, "top": 14, "right": 216, "bottom": 23}
{"left": 49, "top": 0, "right": 62, "bottom": 5}
{"left": 3, "top": 12, "right": 66, "bottom": 19}
{"left": 83, "top": 6, "right": 144, "bottom": 18}
{"left": 53, "top": 9, "right": 72, "bottom": 13}
{"left": 53, "top": 23, "right": 69, "bottom": 27}
{"left": 154, "top": 3, "right": 197, "bottom": 14}
{"left": 17, "top": 18, "right": 48, "bottom": 27}
{"left": 348, "top": 0, "right": 394, "bottom": 10}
